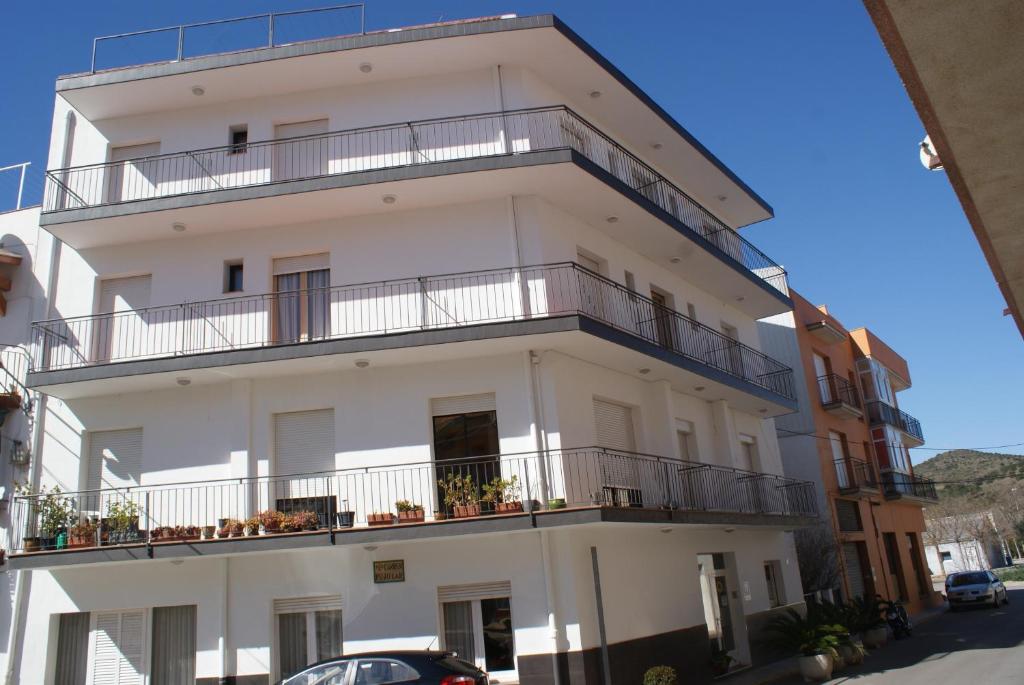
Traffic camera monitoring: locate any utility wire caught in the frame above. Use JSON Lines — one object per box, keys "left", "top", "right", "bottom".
{"left": 776, "top": 427, "right": 1024, "bottom": 453}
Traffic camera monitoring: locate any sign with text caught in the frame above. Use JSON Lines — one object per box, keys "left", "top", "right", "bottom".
{"left": 373, "top": 559, "right": 406, "bottom": 584}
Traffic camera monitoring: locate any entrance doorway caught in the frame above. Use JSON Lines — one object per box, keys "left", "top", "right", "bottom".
{"left": 698, "top": 553, "right": 746, "bottom": 664}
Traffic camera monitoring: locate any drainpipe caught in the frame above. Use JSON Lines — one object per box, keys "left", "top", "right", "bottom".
{"left": 220, "top": 556, "right": 229, "bottom": 684}
{"left": 528, "top": 351, "right": 550, "bottom": 504}
{"left": 590, "top": 546, "right": 612, "bottom": 685}
{"left": 538, "top": 530, "right": 562, "bottom": 685}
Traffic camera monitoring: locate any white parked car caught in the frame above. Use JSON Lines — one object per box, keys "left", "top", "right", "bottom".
{"left": 945, "top": 571, "right": 1009, "bottom": 610}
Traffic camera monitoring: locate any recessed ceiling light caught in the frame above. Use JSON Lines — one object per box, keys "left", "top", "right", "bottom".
{"left": 638, "top": 368, "right": 651, "bottom": 375}
{"left": 670, "top": 257, "right": 681, "bottom": 264}
{"left": 363, "top": 545, "right": 378, "bottom": 552}
{"left": 659, "top": 527, "right": 672, "bottom": 534}
{"left": 176, "top": 377, "right": 191, "bottom": 386}
{"left": 191, "top": 86, "right": 205, "bottom": 96}
{"left": 359, "top": 62, "right": 373, "bottom": 73}
{"left": 605, "top": 216, "right": 619, "bottom": 224}
{"left": 716, "top": 194, "right": 728, "bottom": 202}
{"left": 651, "top": 142, "right": 663, "bottom": 150}
{"left": 589, "top": 90, "right": 602, "bottom": 99}
{"left": 759, "top": 408, "right": 768, "bottom": 414}
{"left": 381, "top": 194, "right": 397, "bottom": 205}
{"left": 355, "top": 359, "right": 370, "bottom": 368}
{"left": 172, "top": 222, "right": 186, "bottom": 232}
{"left": 723, "top": 527, "right": 736, "bottom": 534}
{"left": 736, "top": 296, "right": 745, "bottom": 302}
{"left": 694, "top": 386, "right": 705, "bottom": 392}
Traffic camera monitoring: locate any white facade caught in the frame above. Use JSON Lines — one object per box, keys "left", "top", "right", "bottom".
{"left": 9, "top": 13, "right": 811, "bottom": 685}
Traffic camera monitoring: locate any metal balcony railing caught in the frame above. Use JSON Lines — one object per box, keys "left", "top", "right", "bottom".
{"left": 816, "top": 373, "right": 861, "bottom": 410}
{"left": 42, "top": 106, "right": 787, "bottom": 295}
{"left": 9, "top": 447, "right": 818, "bottom": 554}
{"left": 866, "top": 400, "right": 924, "bottom": 442}
{"left": 834, "top": 457, "right": 878, "bottom": 491}
{"left": 880, "top": 469, "right": 938, "bottom": 501}
{"left": 32, "top": 262, "right": 796, "bottom": 399}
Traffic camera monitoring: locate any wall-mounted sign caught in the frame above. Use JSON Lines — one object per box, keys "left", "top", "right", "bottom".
{"left": 373, "top": 559, "right": 405, "bottom": 584}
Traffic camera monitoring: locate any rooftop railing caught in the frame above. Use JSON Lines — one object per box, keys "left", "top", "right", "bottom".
{"left": 32, "top": 262, "right": 795, "bottom": 400}
{"left": 880, "top": 469, "right": 937, "bottom": 502}
{"left": 866, "top": 399, "right": 924, "bottom": 442}
{"left": 816, "top": 373, "right": 861, "bottom": 409}
{"left": 42, "top": 106, "right": 787, "bottom": 295}
{"left": 9, "top": 447, "right": 817, "bottom": 554}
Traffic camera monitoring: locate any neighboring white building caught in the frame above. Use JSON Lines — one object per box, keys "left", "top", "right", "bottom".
{"left": 924, "top": 512, "right": 1008, "bottom": 577}
{"left": 6, "top": 11, "right": 818, "bottom": 685}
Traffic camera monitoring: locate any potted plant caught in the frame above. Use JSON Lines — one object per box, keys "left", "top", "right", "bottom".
{"left": 547, "top": 497, "right": 567, "bottom": 510}
{"left": 438, "top": 473, "right": 481, "bottom": 519}
{"left": 709, "top": 646, "right": 734, "bottom": 676}
{"left": 336, "top": 501, "right": 355, "bottom": 528}
{"left": 202, "top": 525, "right": 216, "bottom": 540}
{"left": 105, "top": 499, "right": 140, "bottom": 545}
{"left": 286, "top": 511, "right": 320, "bottom": 532}
{"left": 395, "top": 500, "right": 425, "bottom": 523}
{"left": 151, "top": 526, "right": 176, "bottom": 541}
{"left": 258, "top": 509, "right": 286, "bottom": 534}
{"left": 68, "top": 520, "right": 99, "bottom": 548}
{"left": 178, "top": 525, "right": 201, "bottom": 541}
{"left": 482, "top": 476, "right": 523, "bottom": 514}
{"left": 762, "top": 608, "right": 839, "bottom": 683}
{"left": 851, "top": 596, "right": 888, "bottom": 648}
{"left": 36, "top": 486, "right": 74, "bottom": 550}
{"left": 368, "top": 512, "right": 395, "bottom": 526}
{"left": 241, "top": 517, "right": 257, "bottom": 536}
{"left": 643, "top": 665, "right": 678, "bottom": 685}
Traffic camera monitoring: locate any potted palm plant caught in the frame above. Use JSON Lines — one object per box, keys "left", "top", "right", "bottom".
{"left": 851, "top": 596, "right": 888, "bottom": 648}
{"left": 395, "top": 500, "right": 425, "bottom": 523}
{"left": 482, "top": 475, "right": 523, "bottom": 514}
{"left": 762, "top": 608, "right": 840, "bottom": 683}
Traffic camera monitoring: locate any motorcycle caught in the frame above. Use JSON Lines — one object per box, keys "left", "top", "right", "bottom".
{"left": 883, "top": 598, "right": 912, "bottom": 639}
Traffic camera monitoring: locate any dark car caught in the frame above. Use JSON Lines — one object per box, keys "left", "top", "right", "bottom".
{"left": 945, "top": 570, "right": 1009, "bottom": 610}
{"left": 278, "top": 651, "right": 489, "bottom": 685}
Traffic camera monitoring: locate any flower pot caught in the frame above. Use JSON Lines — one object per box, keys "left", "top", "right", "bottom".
{"left": 797, "top": 654, "right": 833, "bottom": 683}
{"left": 453, "top": 504, "right": 481, "bottom": 519}
{"left": 262, "top": 524, "right": 282, "bottom": 535}
{"left": 202, "top": 526, "right": 216, "bottom": 540}
{"left": 335, "top": 511, "right": 355, "bottom": 528}
{"left": 22, "top": 537, "right": 40, "bottom": 553}
{"left": 398, "top": 510, "right": 425, "bottom": 524}
{"left": 39, "top": 536, "right": 57, "bottom": 551}
{"left": 368, "top": 513, "right": 394, "bottom": 526}
{"left": 838, "top": 641, "right": 863, "bottom": 666}
{"left": 495, "top": 501, "right": 524, "bottom": 514}
{"left": 862, "top": 626, "right": 887, "bottom": 648}
{"left": 547, "top": 498, "right": 567, "bottom": 510}
{"left": 68, "top": 535, "right": 96, "bottom": 549}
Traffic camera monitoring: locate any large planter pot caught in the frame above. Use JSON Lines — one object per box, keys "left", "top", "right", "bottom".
{"left": 838, "top": 641, "right": 864, "bottom": 666}
{"left": 68, "top": 535, "right": 96, "bottom": 549}
{"left": 798, "top": 654, "right": 833, "bottom": 683}
{"left": 863, "top": 626, "right": 888, "bottom": 648}
{"left": 547, "top": 498, "right": 567, "bottom": 510}
{"left": 495, "top": 501, "right": 524, "bottom": 514}
{"left": 368, "top": 513, "right": 394, "bottom": 526}
{"left": 398, "top": 510, "right": 425, "bottom": 524}
{"left": 335, "top": 511, "right": 355, "bottom": 528}
{"left": 453, "top": 504, "right": 481, "bottom": 519}
{"left": 22, "top": 537, "right": 40, "bottom": 553}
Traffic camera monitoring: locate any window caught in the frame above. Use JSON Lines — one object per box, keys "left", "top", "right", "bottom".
{"left": 835, "top": 500, "right": 862, "bottom": 532}
{"left": 721, "top": 322, "right": 742, "bottom": 375}
{"left": 940, "top": 551, "right": 952, "bottom": 562}
{"left": 91, "top": 610, "right": 146, "bottom": 684}
{"left": 906, "top": 533, "right": 930, "bottom": 598}
{"left": 431, "top": 394, "right": 499, "bottom": 515}
{"left": 624, "top": 270, "right": 636, "bottom": 292}
{"left": 273, "top": 254, "right": 330, "bottom": 343}
{"left": 883, "top": 533, "right": 909, "bottom": 600}
{"left": 650, "top": 288, "right": 676, "bottom": 349}
{"left": 675, "top": 419, "right": 696, "bottom": 462}
{"left": 439, "top": 583, "right": 516, "bottom": 676}
{"left": 54, "top": 612, "right": 89, "bottom": 685}
{"left": 354, "top": 659, "right": 420, "bottom": 684}
{"left": 224, "top": 261, "right": 244, "bottom": 293}
{"left": 275, "top": 597, "right": 344, "bottom": 680}
{"left": 86, "top": 428, "right": 143, "bottom": 493}
{"left": 229, "top": 125, "right": 248, "bottom": 154}
{"left": 686, "top": 302, "right": 698, "bottom": 329}
{"left": 764, "top": 561, "right": 785, "bottom": 608}
{"left": 738, "top": 434, "right": 758, "bottom": 472}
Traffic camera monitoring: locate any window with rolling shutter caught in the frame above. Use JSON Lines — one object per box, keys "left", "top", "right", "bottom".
{"left": 94, "top": 276, "right": 152, "bottom": 363}
{"left": 274, "top": 410, "right": 335, "bottom": 477}
{"left": 430, "top": 393, "right": 496, "bottom": 417}
{"left": 55, "top": 612, "right": 89, "bottom": 685}
{"left": 91, "top": 610, "right": 145, "bottom": 685}
{"left": 87, "top": 428, "right": 143, "bottom": 493}
{"left": 843, "top": 543, "right": 867, "bottom": 600}
{"left": 274, "top": 596, "right": 344, "bottom": 680}
{"left": 592, "top": 399, "right": 640, "bottom": 505}
{"left": 437, "top": 582, "right": 516, "bottom": 675}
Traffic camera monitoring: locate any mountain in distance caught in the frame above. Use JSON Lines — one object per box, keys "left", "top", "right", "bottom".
{"left": 914, "top": 449, "right": 1024, "bottom": 500}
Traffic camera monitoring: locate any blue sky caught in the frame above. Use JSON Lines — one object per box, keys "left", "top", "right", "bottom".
{"left": 0, "top": 1, "right": 1020, "bottom": 460}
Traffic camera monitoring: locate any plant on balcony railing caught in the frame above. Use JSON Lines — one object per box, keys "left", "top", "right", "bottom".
{"left": 482, "top": 475, "right": 523, "bottom": 514}
{"left": 42, "top": 106, "right": 787, "bottom": 296}
{"left": 395, "top": 500, "right": 425, "bottom": 523}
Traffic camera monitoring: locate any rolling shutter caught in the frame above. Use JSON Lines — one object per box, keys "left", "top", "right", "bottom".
{"left": 593, "top": 399, "right": 636, "bottom": 452}
{"left": 431, "top": 393, "right": 496, "bottom": 417}
{"left": 87, "top": 428, "right": 143, "bottom": 492}
{"left": 274, "top": 596, "right": 344, "bottom": 614}
{"left": 274, "top": 409, "right": 335, "bottom": 476}
{"left": 92, "top": 610, "right": 145, "bottom": 685}
{"left": 272, "top": 253, "right": 330, "bottom": 276}
{"left": 843, "top": 543, "right": 866, "bottom": 600}
{"left": 99, "top": 276, "right": 151, "bottom": 314}
{"left": 437, "top": 581, "right": 512, "bottom": 603}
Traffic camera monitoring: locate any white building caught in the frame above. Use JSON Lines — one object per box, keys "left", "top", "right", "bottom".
{"left": 6, "top": 11, "right": 818, "bottom": 685}
{"left": 924, "top": 512, "right": 1008, "bottom": 577}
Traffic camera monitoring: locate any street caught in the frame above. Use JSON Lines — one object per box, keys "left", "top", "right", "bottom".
{"left": 777, "top": 583, "right": 1024, "bottom": 684}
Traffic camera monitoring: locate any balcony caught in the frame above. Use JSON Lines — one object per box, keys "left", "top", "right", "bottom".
{"left": 41, "top": 106, "right": 788, "bottom": 308}
{"left": 833, "top": 457, "right": 879, "bottom": 496}
{"left": 880, "top": 470, "right": 938, "bottom": 503}
{"left": 6, "top": 447, "right": 817, "bottom": 570}
{"left": 866, "top": 399, "right": 925, "bottom": 445}
{"left": 30, "top": 263, "right": 796, "bottom": 409}
{"left": 816, "top": 373, "right": 862, "bottom": 419}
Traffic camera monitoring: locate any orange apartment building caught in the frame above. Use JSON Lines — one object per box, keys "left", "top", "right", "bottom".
{"left": 760, "top": 290, "right": 942, "bottom": 614}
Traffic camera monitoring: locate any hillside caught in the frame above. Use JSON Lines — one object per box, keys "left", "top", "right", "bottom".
{"left": 915, "top": 449, "right": 1024, "bottom": 499}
